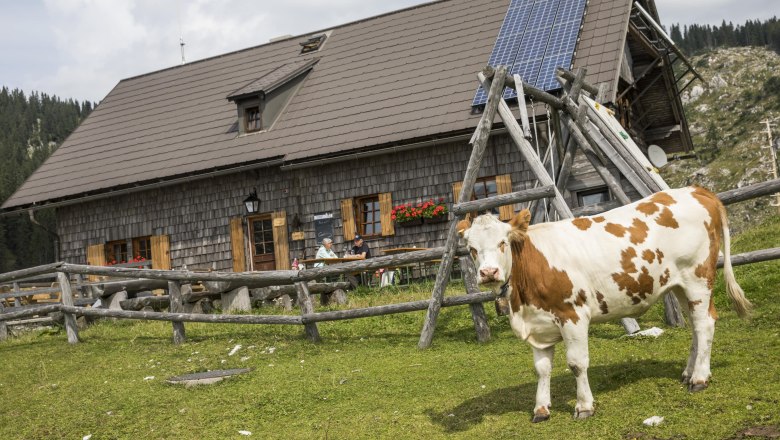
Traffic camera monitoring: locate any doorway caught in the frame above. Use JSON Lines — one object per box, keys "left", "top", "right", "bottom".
{"left": 248, "top": 214, "right": 276, "bottom": 271}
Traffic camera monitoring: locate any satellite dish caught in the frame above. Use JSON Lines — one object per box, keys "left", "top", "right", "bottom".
{"left": 647, "top": 145, "right": 668, "bottom": 168}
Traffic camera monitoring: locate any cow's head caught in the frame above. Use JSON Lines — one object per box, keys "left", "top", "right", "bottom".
{"left": 458, "top": 210, "right": 531, "bottom": 286}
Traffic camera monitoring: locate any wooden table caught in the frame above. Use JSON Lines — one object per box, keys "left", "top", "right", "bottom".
{"left": 299, "top": 256, "right": 366, "bottom": 268}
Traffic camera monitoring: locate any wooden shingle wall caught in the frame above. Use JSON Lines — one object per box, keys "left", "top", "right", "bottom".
{"left": 56, "top": 133, "right": 618, "bottom": 271}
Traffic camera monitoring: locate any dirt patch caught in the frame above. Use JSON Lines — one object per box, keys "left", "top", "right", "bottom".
{"left": 732, "top": 426, "right": 780, "bottom": 439}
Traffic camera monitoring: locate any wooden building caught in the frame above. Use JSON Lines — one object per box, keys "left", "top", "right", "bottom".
{"left": 0, "top": 0, "right": 696, "bottom": 273}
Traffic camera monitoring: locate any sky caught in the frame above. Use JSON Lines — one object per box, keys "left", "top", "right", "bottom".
{"left": 0, "top": 0, "right": 776, "bottom": 104}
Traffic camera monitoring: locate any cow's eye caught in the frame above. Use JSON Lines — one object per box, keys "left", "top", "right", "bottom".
{"left": 469, "top": 247, "right": 478, "bottom": 259}
{"left": 498, "top": 242, "right": 506, "bottom": 253}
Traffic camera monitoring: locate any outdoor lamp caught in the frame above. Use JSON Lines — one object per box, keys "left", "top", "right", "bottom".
{"left": 243, "top": 189, "right": 260, "bottom": 214}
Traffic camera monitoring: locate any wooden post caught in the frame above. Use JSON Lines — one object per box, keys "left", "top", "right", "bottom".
{"left": 419, "top": 66, "right": 507, "bottom": 349}
{"left": 168, "top": 281, "right": 186, "bottom": 344}
{"left": 74, "top": 274, "right": 90, "bottom": 299}
{"left": 12, "top": 282, "right": 21, "bottom": 307}
{"left": 56, "top": 272, "right": 79, "bottom": 344}
{"left": 0, "top": 302, "right": 8, "bottom": 341}
{"left": 295, "top": 281, "right": 320, "bottom": 342}
{"left": 459, "top": 257, "right": 491, "bottom": 343}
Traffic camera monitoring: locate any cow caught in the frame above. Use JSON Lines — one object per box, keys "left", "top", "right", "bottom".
{"left": 457, "top": 186, "right": 751, "bottom": 422}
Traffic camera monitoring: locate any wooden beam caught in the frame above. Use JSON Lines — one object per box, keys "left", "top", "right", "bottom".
{"left": 460, "top": 257, "right": 491, "bottom": 343}
{"left": 717, "top": 247, "right": 780, "bottom": 268}
{"left": 56, "top": 272, "right": 79, "bottom": 344}
{"left": 168, "top": 281, "right": 186, "bottom": 344}
{"left": 452, "top": 186, "right": 556, "bottom": 215}
{"left": 296, "top": 281, "right": 320, "bottom": 342}
{"left": 0, "top": 262, "right": 62, "bottom": 284}
{"left": 419, "top": 66, "right": 508, "bottom": 349}
{"left": 717, "top": 178, "right": 780, "bottom": 205}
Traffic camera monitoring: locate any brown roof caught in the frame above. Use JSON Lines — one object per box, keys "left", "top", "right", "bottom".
{"left": 227, "top": 58, "right": 320, "bottom": 101}
{"left": 2, "top": 0, "right": 634, "bottom": 211}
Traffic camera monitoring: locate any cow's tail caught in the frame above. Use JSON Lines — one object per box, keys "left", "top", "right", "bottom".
{"left": 718, "top": 201, "right": 752, "bottom": 318}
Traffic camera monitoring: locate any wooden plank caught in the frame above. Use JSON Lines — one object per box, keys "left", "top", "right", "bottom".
{"left": 0, "top": 302, "right": 7, "bottom": 341}
{"left": 168, "top": 281, "right": 186, "bottom": 344}
{"left": 56, "top": 272, "right": 79, "bottom": 344}
{"left": 717, "top": 247, "right": 780, "bottom": 267}
{"left": 0, "top": 304, "right": 62, "bottom": 321}
{"left": 419, "top": 66, "right": 508, "bottom": 350}
{"left": 295, "top": 281, "right": 320, "bottom": 342}
{"left": 340, "top": 199, "right": 355, "bottom": 241}
{"left": 229, "top": 217, "right": 246, "bottom": 272}
{"left": 151, "top": 235, "right": 172, "bottom": 270}
{"left": 86, "top": 244, "right": 106, "bottom": 282}
{"left": 495, "top": 174, "right": 514, "bottom": 221}
{"left": 379, "top": 192, "right": 395, "bottom": 236}
{"left": 60, "top": 305, "right": 302, "bottom": 325}
{"left": 272, "top": 210, "right": 291, "bottom": 270}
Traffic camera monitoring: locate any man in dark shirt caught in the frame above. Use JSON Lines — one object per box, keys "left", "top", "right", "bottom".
{"left": 352, "top": 234, "right": 371, "bottom": 258}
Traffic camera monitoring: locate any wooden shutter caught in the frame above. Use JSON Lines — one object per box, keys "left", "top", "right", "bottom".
{"left": 151, "top": 235, "right": 171, "bottom": 270}
{"left": 379, "top": 192, "right": 395, "bottom": 236}
{"left": 452, "top": 181, "right": 463, "bottom": 203}
{"left": 341, "top": 198, "right": 356, "bottom": 241}
{"left": 229, "top": 217, "right": 246, "bottom": 272}
{"left": 495, "top": 174, "right": 514, "bottom": 221}
{"left": 272, "top": 210, "right": 290, "bottom": 270}
{"left": 86, "top": 244, "right": 106, "bottom": 282}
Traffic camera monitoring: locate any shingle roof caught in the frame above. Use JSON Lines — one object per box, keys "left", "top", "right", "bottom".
{"left": 2, "top": 0, "right": 632, "bottom": 211}
{"left": 227, "top": 58, "right": 319, "bottom": 101}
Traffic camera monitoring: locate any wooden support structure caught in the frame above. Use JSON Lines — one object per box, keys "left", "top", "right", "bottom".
{"left": 0, "top": 302, "right": 7, "bottom": 341}
{"left": 295, "top": 281, "right": 320, "bottom": 342}
{"left": 56, "top": 272, "right": 79, "bottom": 344}
{"left": 460, "top": 257, "right": 491, "bottom": 343}
{"left": 168, "top": 281, "right": 186, "bottom": 344}
{"left": 418, "top": 66, "right": 507, "bottom": 349}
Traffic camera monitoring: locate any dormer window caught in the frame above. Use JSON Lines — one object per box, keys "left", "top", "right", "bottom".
{"left": 300, "top": 34, "right": 326, "bottom": 54}
{"left": 227, "top": 58, "right": 319, "bottom": 135}
{"left": 245, "top": 106, "right": 262, "bottom": 132}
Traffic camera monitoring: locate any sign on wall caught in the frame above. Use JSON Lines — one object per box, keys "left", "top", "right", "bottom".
{"left": 313, "top": 212, "right": 334, "bottom": 244}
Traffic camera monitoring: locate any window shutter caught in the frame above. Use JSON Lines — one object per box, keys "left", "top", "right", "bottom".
{"left": 151, "top": 235, "right": 172, "bottom": 270}
{"left": 379, "top": 192, "right": 395, "bottom": 236}
{"left": 495, "top": 174, "right": 514, "bottom": 221}
{"left": 272, "top": 210, "right": 291, "bottom": 270}
{"left": 229, "top": 217, "right": 246, "bottom": 272}
{"left": 86, "top": 244, "right": 106, "bottom": 282}
{"left": 452, "top": 181, "right": 463, "bottom": 203}
{"left": 341, "top": 199, "right": 355, "bottom": 241}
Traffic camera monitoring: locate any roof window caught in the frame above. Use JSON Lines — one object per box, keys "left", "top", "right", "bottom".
{"left": 300, "top": 34, "right": 326, "bottom": 54}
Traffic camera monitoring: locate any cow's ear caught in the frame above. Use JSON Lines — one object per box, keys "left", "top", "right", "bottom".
{"left": 456, "top": 219, "right": 471, "bottom": 237}
{"left": 510, "top": 209, "right": 531, "bottom": 232}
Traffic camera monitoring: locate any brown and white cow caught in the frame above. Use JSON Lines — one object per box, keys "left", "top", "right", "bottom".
{"left": 458, "top": 186, "right": 751, "bottom": 422}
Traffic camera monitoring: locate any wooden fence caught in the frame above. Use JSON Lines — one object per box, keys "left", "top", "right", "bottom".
{"left": 2, "top": 179, "right": 780, "bottom": 346}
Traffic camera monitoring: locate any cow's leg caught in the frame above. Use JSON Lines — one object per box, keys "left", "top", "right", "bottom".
{"left": 562, "top": 323, "right": 594, "bottom": 419}
{"left": 532, "top": 345, "right": 555, "bottom": 423}
{"left": 673, "top": 288, "right": 698, "bottom": 384}
{"left": 686, "top": 284, "right": 716, "bottom": 392}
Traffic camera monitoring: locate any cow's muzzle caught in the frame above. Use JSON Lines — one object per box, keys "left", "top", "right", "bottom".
{"left": 478, "top": 267, "right": 502, "bottom": 285}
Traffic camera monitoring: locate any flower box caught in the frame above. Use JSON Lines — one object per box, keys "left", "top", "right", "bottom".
{"left": 425, "top": 215, "right": 447, "bottom": 224}
{"left": 397, "top": 218, "right": 423, "bottom": 227}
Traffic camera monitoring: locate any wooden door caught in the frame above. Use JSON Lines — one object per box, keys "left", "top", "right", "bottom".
{"left": 248, "top": 214, "right": 276, "bottom": 271}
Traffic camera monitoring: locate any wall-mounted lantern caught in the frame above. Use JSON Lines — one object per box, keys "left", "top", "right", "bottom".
{"left": 243, "top": 189, "right": 261, "bottom": 215}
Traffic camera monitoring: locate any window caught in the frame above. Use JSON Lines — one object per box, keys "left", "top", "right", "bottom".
{"left": 452, "top": 174, "right": 513, "bottom": 220}
{"left": 245, "top": 106, "right": 262, "bottom": 132}
{"left": 577, "top": 187, "right": 610, "bottom": 207}
{"left": 251, "top": 217, "right": 275, "bottom": 256}
{"left": 132, "top": 236, "right": 152, "bottom": 260}
{"left": 473, "top": 177, "right": 499, "bottom": 215}
{"left": 105, "top": 240, "right": 128, "bottom": 264}
{"left": 300, "top": 34, "right": 327, "bottom": 53}
{"left": 356, "top": 195, "right": 381, "bottom": 237}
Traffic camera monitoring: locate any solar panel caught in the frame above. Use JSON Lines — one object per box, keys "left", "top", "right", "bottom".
{"left": 472, "top": 0, "right": 588, "bottom": 106}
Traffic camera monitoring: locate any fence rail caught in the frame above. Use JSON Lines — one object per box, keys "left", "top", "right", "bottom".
{"left": 2, "top": 178, "right": 780, "bottom": 345}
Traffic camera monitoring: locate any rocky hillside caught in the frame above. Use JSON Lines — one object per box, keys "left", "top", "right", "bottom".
{"left": 661, "top": 46, "right": 780, "bottom": 233}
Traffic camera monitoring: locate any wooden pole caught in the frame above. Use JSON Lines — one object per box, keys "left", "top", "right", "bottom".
{"left": 56, "top": 272, "right": 79, "bottom": 344}
{"left": 168, "top": 281, "right": 186, "bottom": 344}
{"left": 60, "top": 305, "right": 302, "bottom": 325}
{"left": 295, "top": 281, "right": 320, "bottom": 342}
{"left": 460, "top": 257, "right": 491, "bottom": 343}
{"left": 0, "top": 302, "right": 8, "bottom": 341}
{"left": 0, "top": 262, "right": 62, "bottom": 284}
{"left": 452, "top": 185, "right": 555, "bottom": 215}
{"left": 419, "top": 66, "right": 507, "bottom": 349}
{"left": 718, "top": 178, "right": 780, "bottom": 205}
{"left": 718, "top": 247, "right": 780, "bottom": 267}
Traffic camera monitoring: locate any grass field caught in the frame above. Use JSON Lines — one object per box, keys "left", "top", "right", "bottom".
{"left": 1, "top": 215, "right": 778, "bottom": 439}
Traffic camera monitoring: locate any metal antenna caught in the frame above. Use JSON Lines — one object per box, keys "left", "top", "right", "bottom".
{"left": 180, "top": 36, "right": 186, "bottom": 65}
{"left": 177, "top": 0, "right": 186, "bottom": 65}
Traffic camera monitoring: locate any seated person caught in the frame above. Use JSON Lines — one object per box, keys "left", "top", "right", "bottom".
{"left": 314, "top": 238, "right": 337, "bottom": 267}
{"left": 352, "top": 235, "right": 371, "bottom": 258}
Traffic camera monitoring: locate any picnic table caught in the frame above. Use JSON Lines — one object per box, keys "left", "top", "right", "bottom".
{"left": 299, "top": 255, "right": 366, "bottom": 286}
{"left": 381, "top": 248, "right": 430, "bottom": 285}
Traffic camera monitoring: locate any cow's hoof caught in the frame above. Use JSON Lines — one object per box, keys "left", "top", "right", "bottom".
{"left": 532, "top": 413, "right": 550, "bottom": 423}
{"left": 688, "top": 382, "right": 708, "bottom": 392}
{"left": 574, "top": 409, "right": 594, "bottom": 419}
{"left": 680, "top": 374, "right": 690, "bottom": 384}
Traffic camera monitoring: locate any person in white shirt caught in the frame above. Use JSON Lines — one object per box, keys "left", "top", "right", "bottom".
{"left": 314, "top": 238, "right": 337, "bottom": 267}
